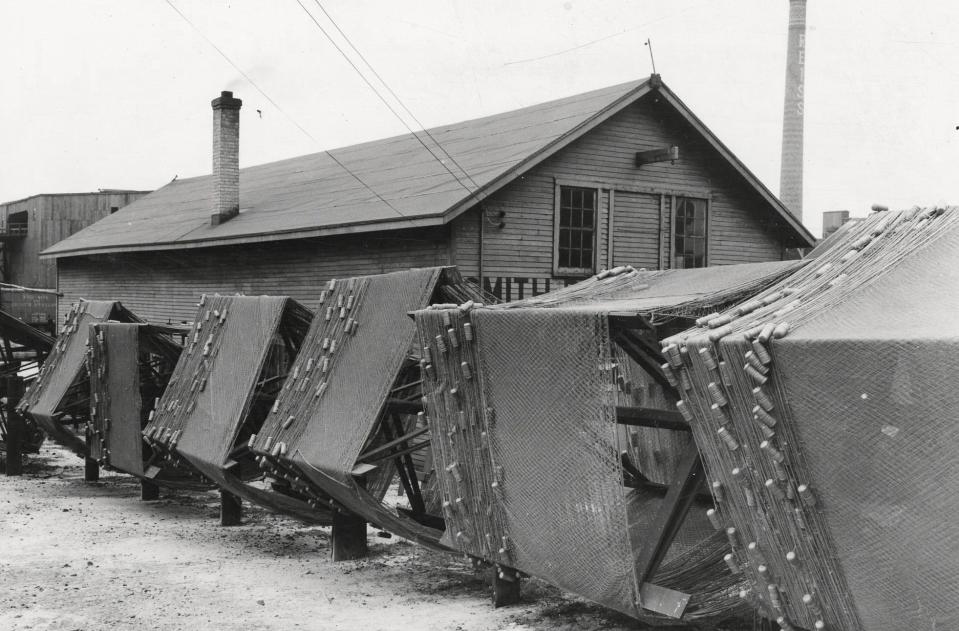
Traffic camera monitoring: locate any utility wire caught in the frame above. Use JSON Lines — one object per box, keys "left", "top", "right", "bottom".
{"left": 309, "top": 0, "right": 483, "bottom": 193}
{"left": 295, "top": 0, "right": 483, "bottom": 200}
{"left": 163, "top": 0, "right": 409, "bottom": 220}
{"left": 503, "top": 0, "right": 711, "bottom": 67}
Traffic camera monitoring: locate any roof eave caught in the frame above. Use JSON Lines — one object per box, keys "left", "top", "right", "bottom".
{"left": 654, "top": 86, "right": 816, "bottom": 248}
{"left": 41, "top": 214, "right": 447, "bottom": 259}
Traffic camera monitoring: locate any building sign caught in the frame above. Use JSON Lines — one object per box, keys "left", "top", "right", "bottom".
{"left": 470, "top": 276, "right": 584, "bottom": 302}
{"left": 0, "top": 289, "right": 57, "bottom": 326}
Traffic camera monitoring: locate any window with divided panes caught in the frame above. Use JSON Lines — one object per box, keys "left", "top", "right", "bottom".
{"left": 556, "top": 185, "right": 597, "bottom": 275}
{"left": 673, "top": 197, "right": 707, "bottom": 268}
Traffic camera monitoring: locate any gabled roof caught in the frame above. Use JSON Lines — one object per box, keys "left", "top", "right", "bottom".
{"left": 44, "top": 76, "right": 814, "bottom": 258}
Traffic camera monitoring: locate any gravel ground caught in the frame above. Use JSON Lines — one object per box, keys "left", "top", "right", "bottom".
{"left": 0, "top": 445, "right": 673, "bottom": 631}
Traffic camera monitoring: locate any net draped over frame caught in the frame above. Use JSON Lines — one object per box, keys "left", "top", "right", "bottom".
{"left": 664, "top": 207, "right": 959, "bottom": 631}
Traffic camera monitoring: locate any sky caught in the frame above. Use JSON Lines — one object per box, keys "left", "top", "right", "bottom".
{"left": 4, "top": 0, "right": 959, "bottom": 238}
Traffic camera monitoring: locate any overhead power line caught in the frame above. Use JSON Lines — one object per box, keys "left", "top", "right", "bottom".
{"left": 295, "top": 0, "right": 485, "bottom": 201}
{"left": 163, "top": 0, "right": 409, "bottom": 221}
{"left": 309, "top": 0, "right": 483, "bottom": 193}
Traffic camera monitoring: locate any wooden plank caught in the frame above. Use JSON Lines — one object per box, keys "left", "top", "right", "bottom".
{"left": 383, "top": 398, "right": 424, "bottom": 416}
{"left": 358, "top": 426, "right": 430, "bottom": 462}
{"left": 607, "top": 189, "right": 615, "bottom": 268}
{"left": 611, "top": 329, "right": 675, "bottom": 394}
{"left": 634, "top": 441, "right": 704, "bottom": 589}
{"left": 615, "top": 406, "right": 689, "bottom": 432}
{"left": 607, "top": 312, "right": 654, "bottom": 331}
{"left": 638, "top": 582, "right": 691, "bottom": 619}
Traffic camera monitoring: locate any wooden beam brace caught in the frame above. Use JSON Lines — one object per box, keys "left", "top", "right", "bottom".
{"left": 608, "top": 312, "right": 655, "bottom": 332}
{"left": 612, "top": 330, "right": 675, "bottom": 394}
{"left": 633, "top": 440, "right": 705, "bottom": 588}
{"left": 616, "top": 406, "right": 689, "bottom": 431}
{"left": 614, "top": 325, "right": 666, "bottom": 362}
{"left": 384, "top": 398, "right": 424, "bottom": 416}
{"left": 621, "top": 450, "right": 714, "bottom": 502}
{"left": 388, "top": 414, "right": 426, "bottom": 516}
{"left": 363, "top": 439, "right": 431, "bottom": 464}
{"left": 358, "top": 426, "right": 430, "bottom": 462}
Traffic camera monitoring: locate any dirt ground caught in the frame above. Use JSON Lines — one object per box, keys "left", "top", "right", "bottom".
{"left": 0, "top": 445, "right": 675, "bottom": 631}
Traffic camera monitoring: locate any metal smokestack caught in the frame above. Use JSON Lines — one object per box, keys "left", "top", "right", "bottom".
{"left": 780, "top": 0, "right": 807, "bottom": 222}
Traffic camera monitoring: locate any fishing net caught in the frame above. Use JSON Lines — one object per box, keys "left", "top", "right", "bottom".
{"left": 143, "top": 295, "right": 321, "bottom": 522}
{"left": 87, "top": 322, "right": 203, "bottom": 487}
{"left": 17, "top": 301, "right": 142, "bottom": 456}
{"left": 88, "top": 323, "right": 142, "bottom": 473}
{"left": 251, "top": 267, "right": 488, "bottom": 549}
{"left": 420, "top": 307, "right": 643, "bottom": 614}
{"left": 665, "top": 207, "right": 959, "bottom": 631}
{"left": 413, "top": 261, "right": 799, "bottom": 623}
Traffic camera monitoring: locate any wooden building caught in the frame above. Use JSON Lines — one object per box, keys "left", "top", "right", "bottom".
{"left": 43, "top": 75, "right": 814, "bottom": 322}
{"left": 0, "top": 190, "right": 148, "bottom": 324}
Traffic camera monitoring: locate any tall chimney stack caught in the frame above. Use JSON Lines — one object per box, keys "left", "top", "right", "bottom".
{"left": 211, "top": 90, "right": 242, "bottom": 226}
{"left": 780, "top": 0, "right": 807, "bottom": 222}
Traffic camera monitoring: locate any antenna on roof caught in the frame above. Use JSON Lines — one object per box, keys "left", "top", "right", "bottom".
{"left": 645, "top": 38, "right": 657, "bottom": 74}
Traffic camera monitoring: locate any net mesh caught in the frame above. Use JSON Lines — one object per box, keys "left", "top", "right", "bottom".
{"left": 143, "top": 295, "right": 321, "bottom": 521}
{"left": 251, "top": 267, "right": 456, "bottom": 548}
{"left": 477, "top": 308, "right": 640, "bottom": 616}
{"left": 88, "top": 323, "right": 142, "bottom": 474}
{"left": 18, "top": 300, "right": 142, "bottom": 456}
{"left": 664, "top": 207, "right": 959, "bottom": 631}
{"left": 417, "top": 300, "right": 773, "bottom": 623}
{"left": 492, "top": 261, "right": 802, "bottom": 323}
{"left": 88, "top": 322, "right": 196, "bottom": 486}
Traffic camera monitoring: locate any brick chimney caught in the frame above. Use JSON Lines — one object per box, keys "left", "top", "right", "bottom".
{"left": 211, "top": 91, "right": 242, "bottom": 226}
{"left": 779, "top": 0, "right": 807, "bottom": 223}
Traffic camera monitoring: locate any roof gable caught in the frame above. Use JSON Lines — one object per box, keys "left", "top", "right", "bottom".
{"left": 44, "top": 77, "right": 813, "bottom": 258}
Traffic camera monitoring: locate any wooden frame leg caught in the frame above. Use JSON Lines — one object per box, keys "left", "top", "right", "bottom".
{"left": 331, "top": 508, "right": 368, "bottom": 561}
{"left": 220, "top": 490, "right": 242, "bottom": 526}
{"left": 4, "top": 415, "right": 23, "bottom": 477}
{"left": 633, "top": 441, "right": 704, "bottom": 586}
{"left": 492, "top": 566, "right": 522, "bottom": 607}
{"left": 84, "top": 457, "right": 100, "bottom": 482}
{"left": 140, "top": 479, "right": 160, "bottom": 501}
{"left": 4, "top": 376, "right": 24, "bottom": 476}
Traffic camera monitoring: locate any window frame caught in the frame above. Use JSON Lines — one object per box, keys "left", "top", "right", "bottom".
{"left": 553, "top": 181, "right": 600, "bottom": 277}
{"left": 670, "top": 195, "right": 710, "bottom": 269}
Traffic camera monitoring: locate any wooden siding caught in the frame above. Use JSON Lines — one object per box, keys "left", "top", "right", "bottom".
{"left": 54, "top": 91, "right": 791, "bottom": 315}
{"left": 57, "top": 228, "right": 450, "bottom": 322}
{"left": 0, "top": 192, "right": 147, "bottom": 289}
{"left": 450, "top": 96, "right": 785, "bottom": 289}
{"left": 611, "top": 191, "right": 660, "bottom": 269}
